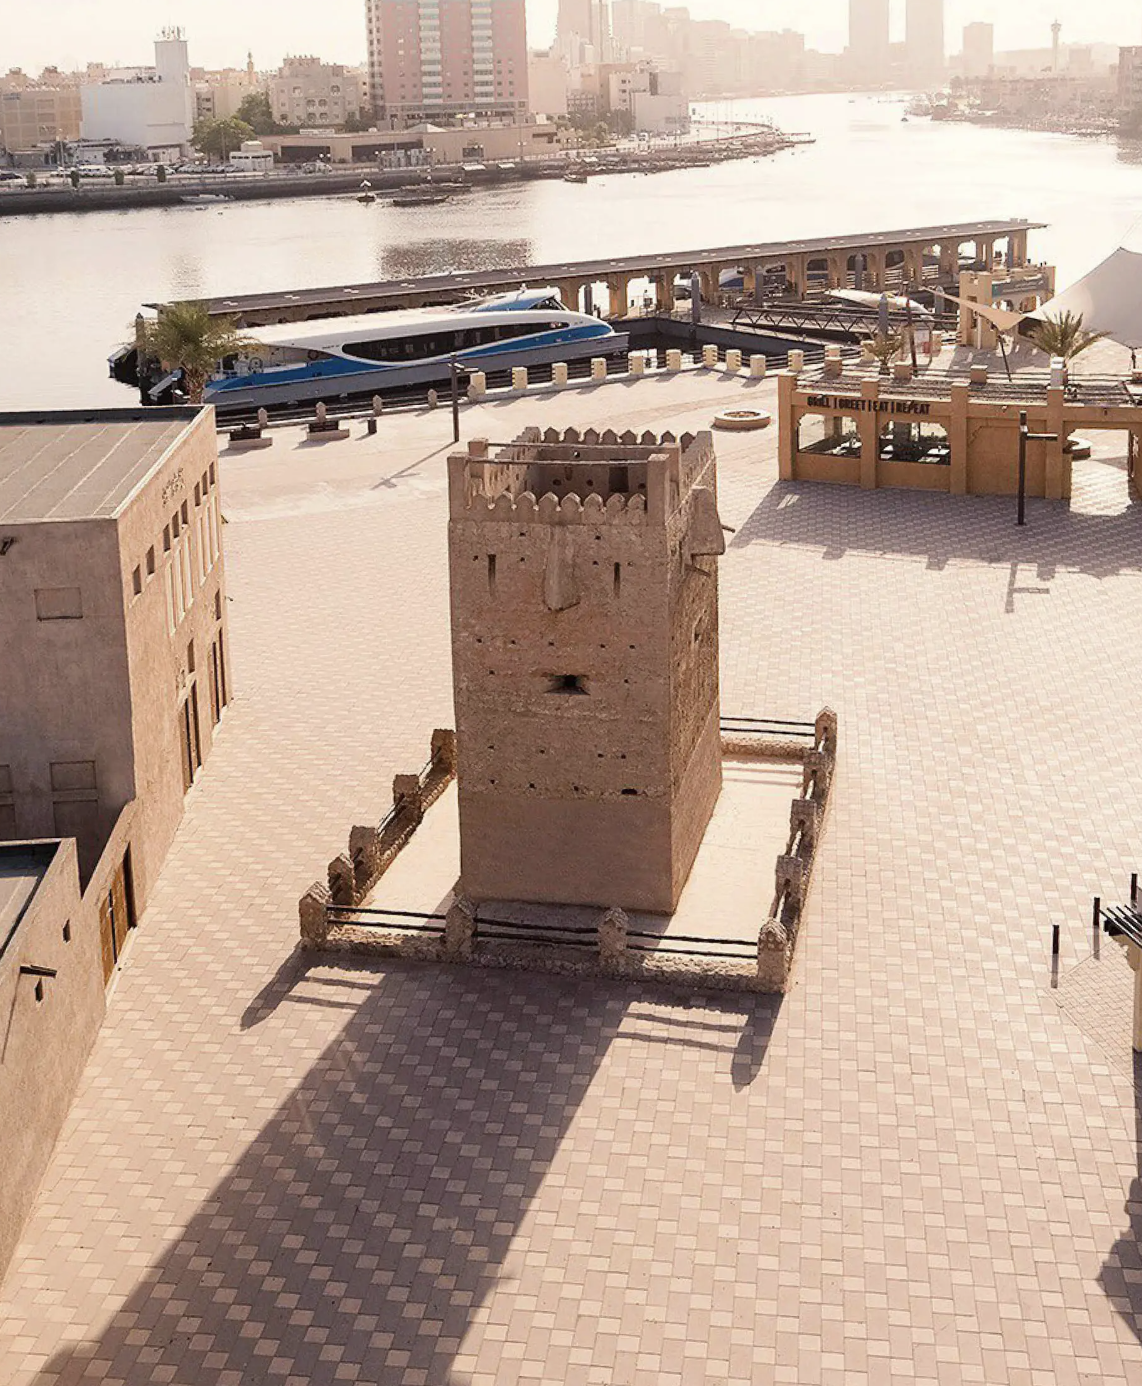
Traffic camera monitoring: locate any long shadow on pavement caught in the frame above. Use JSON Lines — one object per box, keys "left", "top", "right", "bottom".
{"left": 1099, "top": 1053, "right": 1142, "bottom": 1350}
{"left": 32, "top": 962, "right": 779, "bottom": 1385}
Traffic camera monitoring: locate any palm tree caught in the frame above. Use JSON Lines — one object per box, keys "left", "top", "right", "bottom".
{"left": 1028, "top": 310, "right": 1109, "bottom": 364}
{"left": 136, "top": 303, "right": 256, "bottom": 404}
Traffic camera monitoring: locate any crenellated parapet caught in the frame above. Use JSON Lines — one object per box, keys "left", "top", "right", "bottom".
{"left": 448, "top": 425, "right": 716, "bottom": 527}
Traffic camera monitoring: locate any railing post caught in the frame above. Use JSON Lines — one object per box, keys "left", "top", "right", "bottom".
{"left": 599, "top": 906, "right": 629, "bottom": 970}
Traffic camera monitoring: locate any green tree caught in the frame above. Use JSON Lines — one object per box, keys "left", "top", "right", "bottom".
{"left": 236, "top": 92, "right": 277, "bottom": 135}
{"left": 136, "top": 303, "right": 258, "bottom": 405}
{"left": 1029, "top": 310, "right": 1109, "bottom": 363}
{"left": 192, "top": 116, "right": 255, "bottom": 162}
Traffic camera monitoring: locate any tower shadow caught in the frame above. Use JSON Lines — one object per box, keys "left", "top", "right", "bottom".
{"left": 1098, "top": 1054, "right": 1142, "bottom": 1348}
{"left": 31, "top": 961, "right": 779, "bottom": 1385}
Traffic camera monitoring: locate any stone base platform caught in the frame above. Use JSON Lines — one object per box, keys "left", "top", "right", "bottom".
{"left": 320, "top": 750, "right": 825, "bottom": 995}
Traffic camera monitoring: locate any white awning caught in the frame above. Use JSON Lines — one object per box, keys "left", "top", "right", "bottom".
{"left": 1028, "top": 245, "right": 1142, "bottom": 347}
{"left": 939, "top": 291, "right": 1029, "bottom": 334}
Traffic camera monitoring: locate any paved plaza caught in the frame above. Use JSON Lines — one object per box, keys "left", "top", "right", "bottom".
{"left": 3, "top": 365, "right": 1142, "bottom": 1385}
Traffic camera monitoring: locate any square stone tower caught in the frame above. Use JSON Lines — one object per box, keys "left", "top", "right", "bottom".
{"left": 447, "top": 425, "right": 726, "bottom": 915}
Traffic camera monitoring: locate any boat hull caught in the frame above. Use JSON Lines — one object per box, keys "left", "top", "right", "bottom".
{"left": 206, "top": 332, "right": 630, "bottom": 413}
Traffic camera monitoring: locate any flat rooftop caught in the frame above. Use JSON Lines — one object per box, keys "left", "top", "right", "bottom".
{"left": 0, "top": 408, "right": 202, "bottom": 523}
{"left": 0, "top": 842, "right": 56, "bottom": 956}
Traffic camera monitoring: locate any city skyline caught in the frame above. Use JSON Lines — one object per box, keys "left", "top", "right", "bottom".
{"left": 3, "top": 0, "right": 1141, "bottom": 75}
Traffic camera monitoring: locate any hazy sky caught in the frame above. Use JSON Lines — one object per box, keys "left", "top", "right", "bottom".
{"left": 4, "top": 0, "right": 1141, "bottom": 74}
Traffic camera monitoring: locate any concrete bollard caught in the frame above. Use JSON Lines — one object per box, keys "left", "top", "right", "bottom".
{"left": 824, "top": 357, "right": 843, "bottom": 379}
{"left": 629, "top": 351, "right": 646, "bottom": 376}
{"left": 969, "top": 364, "right": 989, "bottom": 386}
{"left": 930, "top": 331, "right": 944, "bottom": 357}
{"left": 725, "top": 348, "right": 742, "bottom": 372}
{"left": 666, "top": 349, "right": 683, "bottom": 372}
{"left": 426, "top": 388, "right": 439, "bottom": 408}
{"left": 1050, "top": 355, "right": 1066, "bottom": 388}
{"left": 787, "top": 350, "right": 805, "bottom": 375}
{"left": 371, "top": 395, "right": 383, "bottom": 416}
{"left": 702, "top": 344, "right": 719, "bottom": 369}
{"left": 750, "top": 355, "right": 767, "bottom": 378}
{"left": 257, "top": 407, "right": 269, "bottom": 428}
{"left": 599, "top": 906, "right": 629, "bottom": 969}
{"left": 591, "top": 357, "right": 607, "bottom": 382}
{"left": 824, "top": 344, "right": 843, "bottom": 362}
{"left": 553, "top": 361, "right": 569, "bottom": 387}
{"left": 892, "top": 360, "right": 913, "bottom": 382}
{"left": 467, "top": 371, "right": 486, "bottom": 401}
{"left": 315, "top": 401, "right": 327, "bottom": 424}
{"left": 512, "top": 366, "right": 529, "bottom": 392}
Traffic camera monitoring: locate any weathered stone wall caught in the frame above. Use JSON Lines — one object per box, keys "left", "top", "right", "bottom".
{"left": 446, "top": 427, "right": 724, "bottom": 915}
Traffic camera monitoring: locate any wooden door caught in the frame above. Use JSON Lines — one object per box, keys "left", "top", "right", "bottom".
{"left": 98, "top": 856, "right": 134, "bottom": 983}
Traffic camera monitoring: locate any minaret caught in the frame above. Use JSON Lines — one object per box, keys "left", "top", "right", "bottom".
{"left": 1051, "top": 20, "right": 1062, "bottom": 72}
{"left": 246, "top": 51, "right": 256, "bottom": 86}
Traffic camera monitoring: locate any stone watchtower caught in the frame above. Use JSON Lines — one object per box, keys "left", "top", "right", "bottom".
{"left": 447, "top": 426, "right": 726, "bottom": 915}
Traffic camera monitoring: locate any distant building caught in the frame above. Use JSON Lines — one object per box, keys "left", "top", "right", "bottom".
{"left": 557, "top": 0, "right": 611, "bottom": 63}
{"left": 269, "top": 57, "right": 364, "bottom": 129}
{"left": 1118, "top": 47, "right": 1142, "bottom": 118}
{"left": 528, "top": 49, "right": 570, "bottom": 119}
{"left": 193, "top": 54, "right": 261, "bottom": 123}
{"left": 847, "top": 0, "right": 891, "bottom": 84}
{"left": 80, "top": 32, "right": 195, "bottom": 159}
{"left": 905, "top": 0, "right": 945, "bottom": 82}
{"left": 0, "top": 85, "right": 81, "bottom": 153}
{"left": 962, "top": 22, "right": 994, "bottom": 80}
{"left": 366, "top": 0, "right": 529, "bottom": 126}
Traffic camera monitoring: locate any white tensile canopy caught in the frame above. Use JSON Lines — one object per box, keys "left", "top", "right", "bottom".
{"left": 1029, "top": 245, "right": 1142, "bottom": 347}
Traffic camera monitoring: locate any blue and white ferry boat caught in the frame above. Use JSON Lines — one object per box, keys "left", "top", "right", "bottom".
{"left": 204, "top": 287, "right": 627, "bottom": 411}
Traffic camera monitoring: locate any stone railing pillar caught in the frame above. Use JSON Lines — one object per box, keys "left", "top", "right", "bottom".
{"left": 431, "top": 727, "right": 457, "bottom": 776}
{"left": 814, "top": 707, "right": 838, "bottom": 758}
{"left": 445, "top": 894, "right": 477, "bottom": 960}
{"left": 599, "top": 906, "right": 629, "bottom": 968}
{"left": 392, "top": 773, "right": 423, "bottom": 826}
{"left": 750, "top": 355, "right": 767, "bottom": 378}
{"left": 327, "top": 852, "right": 356, "bottom": 907}
{"left": 756, "top": 917, "right": 791, "bottom": 992}
{"left": 790, "top": 798, "right": 822, "bottom": 854}
{"left": 467, "top": 371, "right": 486, "bottom": 401}
{"left": 300, "top": 882, "right": 332, "bottom": 948}
{"left": 553, "top": 362, "right": 569, "bottom": 387}
{"left": 349, "top": 824, "right": 380, "bottom": 895}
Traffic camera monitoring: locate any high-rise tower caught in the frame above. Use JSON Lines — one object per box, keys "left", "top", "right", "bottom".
{"left": 366, "top": 0, "right": 529, "bottom": 125}
{"left": 447, "top": 427, "right": 726, "bottom": 914}
{"left": 905, "top": 0, "right": 945, "bottom": 81}
{"left": 848, "top": 0, "right": 891, "bottom": 83}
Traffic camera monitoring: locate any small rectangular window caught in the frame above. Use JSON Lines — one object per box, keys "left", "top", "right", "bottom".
{"left": 35, "top": 587, "right": 82, "bottom": 620}
{"left": 146, "top": 546, "right": 156, "bottom": 576}
{"left": 172, "top": 511, "right": 180, "bottom": 540}
{"left": 487, "top": 553, "right": 496, "bottom": 593}
{"left": 131, "top": 566, "right": 142, "bottom": 597}
{"left": 181, "top": 501, "right": 189, "bottom": 526}
{"left": 214, "top": 590, "right": 222, "bottom": 621}
{"left": 50, "top": 760, "right": 97, "bottom": 794}
{"left": 548, "top": 674, "right": 587, "bottom": 695}
{"left": 163, "top": 524, "right": 171, "bottom": 552}
{"left": 187, "top": 639, "right": 195, "bottom": 675}
{"left": 194, "top": 483, "right": 201, "bottom": 506}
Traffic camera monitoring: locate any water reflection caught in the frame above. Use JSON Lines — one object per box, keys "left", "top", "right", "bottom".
{"left": 377, "top": 238, "right": 533, "bottom": 280}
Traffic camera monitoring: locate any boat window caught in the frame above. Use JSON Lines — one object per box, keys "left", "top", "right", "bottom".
{"left": 341, "top": 319, "right": 572, "bottom": 364}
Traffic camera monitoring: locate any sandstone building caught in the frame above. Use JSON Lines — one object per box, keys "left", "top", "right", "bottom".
{"left": 447, "top": 427, "right": 725, "bottom": 914}
{"left": 0, "top": 407, "right": 230, "bottom": 958}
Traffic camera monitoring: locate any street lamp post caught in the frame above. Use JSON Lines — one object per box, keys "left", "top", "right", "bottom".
{"left": 1017, "top": 409, "right": 1059, "bottom": 527}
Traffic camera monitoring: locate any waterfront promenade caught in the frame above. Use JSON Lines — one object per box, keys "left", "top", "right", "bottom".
{"left": 2, "top": 364, "right": 1142, "bottom": 1384}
